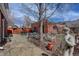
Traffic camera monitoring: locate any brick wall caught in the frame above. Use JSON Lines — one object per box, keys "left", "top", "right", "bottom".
{"left": 12, "top": 28, "right": 22, "bottom": 34}
{"left": 32, "top": 21, "right": 57, "bottom": 33}
{"left": 8, "top": 28, "right": 32, "bottom": 34}
{"left": 31, "top": 20, "right": 65, "bottom": 34}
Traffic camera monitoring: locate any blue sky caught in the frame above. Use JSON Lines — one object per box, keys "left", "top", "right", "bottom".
{"left": 9, "top": 3, "right": 79, "bottom": 27}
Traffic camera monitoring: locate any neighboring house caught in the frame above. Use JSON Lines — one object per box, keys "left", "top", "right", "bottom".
{"left": 68, "top": 25, "right": 79, "bottom": 34}
{"left": 64, "top": 19, "right": 79, "bottom": 34}
{"left": 31, "top": 19, "right": 64, "bottom": 33}
{"left": 65, "top": 21, "right": 79, "bottom": 34}
{"left": 13, "top": 28, "right": 22, "bottom": 34}
{"left": 7, "top": 25, "right": 32, "bottom": 34}
{"left": 11, "top": 25, "right": 21, "bottom": 34}
{"left": 0, "top": 5, "right": 8, "bottom": 46}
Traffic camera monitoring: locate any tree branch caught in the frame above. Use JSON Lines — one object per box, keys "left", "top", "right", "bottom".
{"left": 46, "top": 4, "right": 60, "bottom": 19}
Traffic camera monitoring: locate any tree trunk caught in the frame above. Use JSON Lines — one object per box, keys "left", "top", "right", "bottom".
{"left": 40, "top": 20, "right": 43, "bottom": 42}
{"left": 38, "top": 3, "right": 43, "bottom": 43}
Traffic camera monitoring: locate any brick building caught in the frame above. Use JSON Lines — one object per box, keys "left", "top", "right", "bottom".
{"left": 31, "top": 19, "right": 64, "bottom": 33}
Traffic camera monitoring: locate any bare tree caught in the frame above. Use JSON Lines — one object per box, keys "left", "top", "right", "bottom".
{"left": 23, "top": 16, "right": 32, "bottom": 28}
{"left": 20, "top": 3, "right": 60, "bottom": 42}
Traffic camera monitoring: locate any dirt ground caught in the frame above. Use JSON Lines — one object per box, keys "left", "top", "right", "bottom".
{"left": 0, "top": 34, "right": 79, "bottom": 56}
{"left": 0, "top": 34, "right": 47, "bottom": 56}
